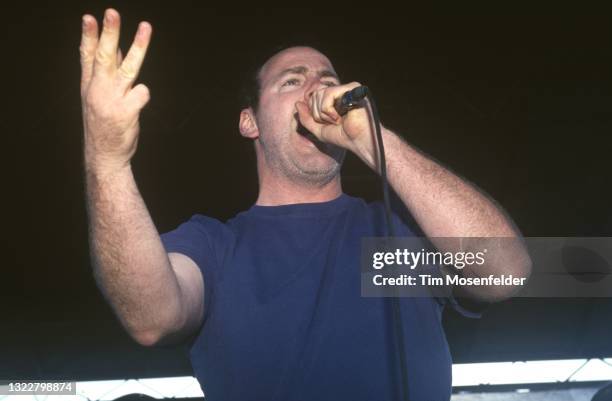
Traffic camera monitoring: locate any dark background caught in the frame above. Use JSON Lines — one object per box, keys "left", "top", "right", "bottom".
{"left": 1, "top": 3, "right": 611, "bottom": 380}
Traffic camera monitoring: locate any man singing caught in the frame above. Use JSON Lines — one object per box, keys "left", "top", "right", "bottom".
{"left": 80, "top": 8, "right": 530, "bottom": 400}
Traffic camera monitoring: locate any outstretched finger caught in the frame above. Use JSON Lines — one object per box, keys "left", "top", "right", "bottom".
{"left": 93, "top": 8, "right": 121, "bottom": 76}
{"left": 79, "top": 14, "right": 99, "bottom": 92}
{"left": 117, "top": 22, "right": 152, "bottom": 92}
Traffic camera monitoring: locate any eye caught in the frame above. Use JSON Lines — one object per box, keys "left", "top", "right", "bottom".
{"left": 323, "top": 81, "right": 338, "bottom": 87}
{"left": 282, "top": 78, "right": 301, "bottom": 87}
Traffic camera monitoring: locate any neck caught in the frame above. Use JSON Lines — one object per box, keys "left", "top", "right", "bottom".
{"left": 255, "top": 167, "right": 343, "bottom": 206}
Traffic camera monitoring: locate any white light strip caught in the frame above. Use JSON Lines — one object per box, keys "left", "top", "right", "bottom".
{"left": 1, "top": 359, "right": 611, "bottom": 401}
{"left": 453, "top": 358, "right": 612, "bottom": 387}
{"left": 75, "top": 377, "right": 204, "bottom": 400}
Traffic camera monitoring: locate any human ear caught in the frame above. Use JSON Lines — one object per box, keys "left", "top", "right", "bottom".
{"left": 239, "top": 108, "right": 259, "bottom": 139}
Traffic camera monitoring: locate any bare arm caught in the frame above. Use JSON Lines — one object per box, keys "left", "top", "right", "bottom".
{"left": 295, "top": 83, "right": 532, "bottom": 302}
{"left": 80, "top": 9, "right": 203, "bottom": 345}
{"left": 375, "top": 129, "right": 531, "bottom": 301}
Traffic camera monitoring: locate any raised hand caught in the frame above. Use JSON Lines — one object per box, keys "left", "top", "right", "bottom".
{"left": 80, "top": 8, "right": 153, "bottom": 173}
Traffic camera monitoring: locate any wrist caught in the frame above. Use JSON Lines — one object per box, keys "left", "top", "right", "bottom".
{"left": 84, "top": 153, "right": 132, "bottom": 180}
{"left": 353, "top": 126, "right": 395, "bottom": 174}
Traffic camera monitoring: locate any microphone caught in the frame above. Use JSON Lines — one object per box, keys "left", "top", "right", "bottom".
{"left": 334, "top": 85, "right": 369, "bottom": 116}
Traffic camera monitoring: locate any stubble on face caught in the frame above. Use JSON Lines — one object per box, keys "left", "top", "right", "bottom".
{"left": 254, "top": 47, "right": 346, "bottom": 187}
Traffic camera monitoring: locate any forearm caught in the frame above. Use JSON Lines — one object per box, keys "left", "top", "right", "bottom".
{"left": 85, "top": 164, "right": 183, "bottom": 345}
{"left": 380, "top": 128, "right": 516, "bottom": 239}
{"left": 374, "top": 129, "right": 531, "bottom": 300}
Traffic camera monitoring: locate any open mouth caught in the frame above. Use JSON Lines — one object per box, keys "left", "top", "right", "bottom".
{"left": 291, "top": 113, "right": 346, "bottom": 164}
{"left": 297, "top": 125, "right": 319, "bottom": 142}
{"left": 294, "top": 112, "right": 320, "bottom": 144}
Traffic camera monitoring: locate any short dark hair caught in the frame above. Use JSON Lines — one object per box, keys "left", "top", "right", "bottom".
{"left": 239, "top": 42, "right": 337, "bottom": 114}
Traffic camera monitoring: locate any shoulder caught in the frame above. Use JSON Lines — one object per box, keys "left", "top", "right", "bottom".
{"left": 160, "top": 213, "right": 237, "bottom": 268}
{"left": 165, "top": 214, "right": 236, "bottom": 240}
{"left": 357, "top": 194, "right": 422, "bottom": 237}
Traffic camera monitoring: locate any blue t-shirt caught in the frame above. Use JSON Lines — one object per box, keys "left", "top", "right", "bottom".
{"left": 161, "top": 194, "right": 476, "bottom": 401}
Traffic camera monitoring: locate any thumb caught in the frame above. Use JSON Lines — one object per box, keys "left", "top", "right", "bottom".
{"left": 127, "top": 83, "right": 151, "bottom": 111}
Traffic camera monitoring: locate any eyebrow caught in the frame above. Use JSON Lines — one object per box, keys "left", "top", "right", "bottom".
{"left": 274, "top": 66, "right": 340, "bottom": 83}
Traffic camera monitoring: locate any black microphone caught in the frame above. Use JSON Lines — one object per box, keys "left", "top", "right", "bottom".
{"left": 334, "top": 85, "right": 369, "bottom": 116}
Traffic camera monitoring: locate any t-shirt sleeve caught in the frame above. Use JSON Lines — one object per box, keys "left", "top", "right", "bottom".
{"left": 160, "top": 214, "right": 230, "bottom": 321}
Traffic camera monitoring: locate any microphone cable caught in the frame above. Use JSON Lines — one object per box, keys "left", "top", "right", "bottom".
{"left": 365, "top": 88, "right": 410, "bottom": 401}
{"left": 336, "top": 86, "right": 410, "bottom": 401}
